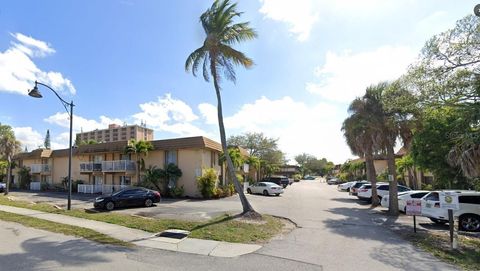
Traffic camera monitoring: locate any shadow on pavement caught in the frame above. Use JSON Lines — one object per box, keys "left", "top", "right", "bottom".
{"left": 330, "top": 197, "right": 371, "bottom": 205}
{"left": 0, "top": 236, "right": 132, "bottom": 270}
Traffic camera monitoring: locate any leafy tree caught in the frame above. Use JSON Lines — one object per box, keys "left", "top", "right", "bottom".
{"left": 44, "top": 129, "right": 51, "bottom": 149}
{"left": 143, "top": 165, "right": 165, "bottom": 193}
{"left": 164, "top": 163, "right": 183, "bottom": 191}
{"left": 0, "top": 123, "right": 21, "bottom": 194}
{"left": 124, "top": 139, "right": 154, "bottom": 185}
{"left": 294, "top": 153, "right": 314, "bottom": 177}
{"left": 17, "top": 166, "right": 31, "bottom": 190}
{"left": 197, "top": 168, "right": 218, "bottom": 199}
{"left": 185, "top": 0, "right": 259, "bottom": 217}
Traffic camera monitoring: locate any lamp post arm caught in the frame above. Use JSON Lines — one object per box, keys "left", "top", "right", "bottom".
{"left": 35, "top": 81, "right": 75, "bottom": 113}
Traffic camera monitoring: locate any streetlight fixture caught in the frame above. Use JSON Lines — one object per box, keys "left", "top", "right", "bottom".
{"left": 28, "top": 81, "right": 75, "bottom": 210}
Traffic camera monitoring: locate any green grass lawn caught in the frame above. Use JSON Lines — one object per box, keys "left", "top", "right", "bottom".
{"left": 401, "top": 231, "right": 480, "bottom": 271}
{"left": 0, "top": 195, "right": 285, "bottom": 243}
{"left": 0, "top": 210, "right": 130, "bottom": 247}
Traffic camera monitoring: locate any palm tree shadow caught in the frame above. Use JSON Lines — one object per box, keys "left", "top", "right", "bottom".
{"left": 189, "top": 214, "right": 241, "bottom": 231}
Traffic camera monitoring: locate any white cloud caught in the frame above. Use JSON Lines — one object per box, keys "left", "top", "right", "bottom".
{"left": 12, "top": 127, "right": 44, "bottom": 151}
{"left": 44, "top": 113, "right": 123, "bottom": 133}
{"left": 258, "top": 0, "right": 399, "bottom": 41}
{"left": 198, "top": 103, "right": 218, "bottom": 125}
{"left": 0, "top": 33, "right": 76, "bottom": 96}
{"left": 306, "top": 46, "right": 417, "bottom": 102}
{"left": 133, "top": 94, "right": 208, "bottom": 137}
{"left": 223, "top": 96, "right": 351, "bottom": 164}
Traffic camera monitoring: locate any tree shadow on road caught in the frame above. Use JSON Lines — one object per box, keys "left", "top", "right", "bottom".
{"left": 0, "top": 236, "right": 132, "bottom": 270}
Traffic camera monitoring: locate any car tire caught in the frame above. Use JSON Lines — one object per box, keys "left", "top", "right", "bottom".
{"left": 105, "top": 201, "right": 115, "bottom": 211}
{"left": 429, "top": 218, "right": 446, "bottom": 225}
{"left": 144, "top": 198, "right": 153, "bottom": 207}
{"left": 459, "top": 214, "right": 480, "bottom": 232}
{"left": 263, "top": 190, "right": 269, "bottom": 196}
{"left": 247, "top": 188, "right": 252, "bottom": 194}
{"left": 275, "top": 193, "right": 280, "bottom": 196}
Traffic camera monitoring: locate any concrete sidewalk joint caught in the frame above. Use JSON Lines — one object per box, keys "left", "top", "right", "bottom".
{"left": 0, "top": 204, "right": 262, "bottom": 257}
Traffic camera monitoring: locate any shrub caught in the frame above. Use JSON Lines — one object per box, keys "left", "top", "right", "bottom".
{"left": 421, "top": 183, "right": 433, "bottom": 190}
{"left": 196, "top": 168, "right": 218, "bottom": 199}
{"left": 170, "top": 185, "right": 184, "bottom": 197}
{"left": 236, "top": 173, "right": 244, "bottom": 183}
{"left": 228, "top": 183, "right": 235, "bottom": 195}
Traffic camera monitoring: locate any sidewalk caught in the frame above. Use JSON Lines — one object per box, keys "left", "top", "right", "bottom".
{"left": 0, "top": 205, "right": 262, "bottom": 257}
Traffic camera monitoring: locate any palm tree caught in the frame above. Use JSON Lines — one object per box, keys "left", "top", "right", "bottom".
{"left": 0, "top": 124, "right": 21, "bottom": 195}
{"left": 124, "top": 139, "right": 154, "bottom": 185}
{"left": 342, "top": 108, "right": 381, "bottom": 206}
{"left": 185, "top": 0, "right": 259, "bottom": 217}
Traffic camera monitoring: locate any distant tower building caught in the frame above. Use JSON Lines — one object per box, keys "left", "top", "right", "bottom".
{"left": 76, "top": 123, "right": 154, "bottom": 143}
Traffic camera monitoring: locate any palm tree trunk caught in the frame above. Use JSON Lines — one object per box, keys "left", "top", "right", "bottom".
{"left": 136, "top": 153, "right": 140, "bottom": 185}
{"left": 365, "top": 153, "right": 379, "bottom": 206}
{"left": 386, "top": 144, "right": 399, "bottom": 215}
{"left": 4, "top": 155, "right": 11, "bottom": 195}
{"left": 211, "top": 61, "right": 259, "bottom": 217}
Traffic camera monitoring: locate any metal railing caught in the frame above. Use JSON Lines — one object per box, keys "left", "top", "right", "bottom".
{"left": 80, "top": 160, "right": 135, "bottom": 173}
{"left": 30, "top": 164, "right": 51, "bottom": 173}
{"left": 77, "top": 184, "right": 130, "bottom": 194}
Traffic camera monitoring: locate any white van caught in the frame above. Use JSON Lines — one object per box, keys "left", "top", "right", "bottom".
{"left": 421, "top": 191, "right": 480, "bottom": 232}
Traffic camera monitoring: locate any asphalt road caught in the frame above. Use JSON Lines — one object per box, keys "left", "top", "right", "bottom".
{"left": 4, "top": 180, "right": 458, "bottom": 270}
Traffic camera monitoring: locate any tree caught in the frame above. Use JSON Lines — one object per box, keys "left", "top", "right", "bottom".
{"left": 185, "top": 0, "right": 259, "bottom": 217}
{"left": 44, "top": 129, "right": 51, "bottom": 149}
{"left": 0, "top": 123, "right": 21, "bottom": 195}
{"left": 294, "top": 153, "right": 314, "bottom": 177}
{"left": 124, "top": 139, "right": 154, "bottom": 185}
{"left": 164, "top": 163, "right": 183, "bottom": 191}
{"left": 144, "top": 165, "right": 165, "bottom": 192}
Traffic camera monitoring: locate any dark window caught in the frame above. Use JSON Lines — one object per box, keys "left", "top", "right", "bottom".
{"left": 378, "top": 185, "right": 389, "bottom": 190}
{"left": 398, "top": 186, "right": 410, "bottom": 192}
{"left": 425, "top": 192, "right": 439, "bottom": 201}
{"left": 459, "top": 195, "right": 480, "bottom": 204}
{"left": 361, "top": 185, "right": 371, "bottom": 189}
{"left": 411, "top": 192, "right": 428, "bottom": 199}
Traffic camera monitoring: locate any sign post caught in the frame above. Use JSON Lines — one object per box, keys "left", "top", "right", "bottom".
{"left": 439, "top": 192, "right": 459, "bottom": 250}
{"left": 405, "top": 199, "right": 422, "bottom": 233}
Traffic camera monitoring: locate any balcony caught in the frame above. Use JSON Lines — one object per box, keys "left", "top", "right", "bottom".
{"left": 80, "top": 160, "right": 136, "bottom": 173}
{"left": 30, "top": 164, "right": 51, "bottom": 174}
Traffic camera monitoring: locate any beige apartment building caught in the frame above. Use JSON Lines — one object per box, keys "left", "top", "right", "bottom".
{"left": 13, "top": 136, "right": 223, "bottom": 198}
{"left": 77, "top": 124, "right": 154, "bottom": 143}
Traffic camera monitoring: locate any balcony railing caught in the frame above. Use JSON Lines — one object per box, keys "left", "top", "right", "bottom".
{"left": 30, "top": 164, "right": 51, "bottom": 174}
{"left": 77, "top": 184, "right": 130, "bottom": 194}
{"left": 80, "top": 160, "right": 136, "bottom": 173}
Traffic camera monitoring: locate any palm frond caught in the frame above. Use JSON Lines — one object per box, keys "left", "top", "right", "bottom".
{"left": 185, "top": 46, "right": 206, "bottom": 77}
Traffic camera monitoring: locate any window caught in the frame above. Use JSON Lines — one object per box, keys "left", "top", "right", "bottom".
{"left": 119, "top": 176, "right": 131, "bottom": 186}
{"left": 165, "top": 150, "right": 177, "bottom": 165}
{"left": 459, "top": 195, "right": 480, "bottom": 205}
{"left": 411, "top": 192, "right": 428, "bottom": 199}
{"left": 377, "top": 185, "right": 389, "bottom": 190}
{"left": 398, "top": 186, "right": 410, "bottom": 192}
{"left": 425, "top": 192, "right": 439, "bottom": 201}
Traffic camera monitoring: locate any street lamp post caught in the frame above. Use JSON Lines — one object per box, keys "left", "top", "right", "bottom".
{"left": 28, "top": 81, "right": 74, "bottom": 210}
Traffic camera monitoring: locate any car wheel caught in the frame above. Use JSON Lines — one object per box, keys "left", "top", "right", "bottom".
{"left": 144, "top": 198, "right": 153, "bottom": 207}
{"left": 247, "top": 188, "right": 252, "bottom": 194}
{"left": 105, "top": 201, "right": 115, "bottom": 211}
{"left": 459, "top": 214, "right": 480, "bottom": 232}
{"left": 275, "top": 193, "right": 280, "bottom": 196}
{"left": 429, "top": 218, "right": 446, "bottom": 225}
{"left": 263, "top": 190, "right": 269, "bottom": 196}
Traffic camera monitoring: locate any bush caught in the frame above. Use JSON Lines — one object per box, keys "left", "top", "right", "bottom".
{"left": 292, "top": 174, "right": 302, "bottom": 182}
{"left": 196, "top": 168, "right": 218, "bottom": 199}
{"left": 170, "top": 185, "right": 184, "bottom": 198}
{"left": 421, "top": 183, "right": 433, "bottom": 190}
{"left": 228, "top": 183, "right": 235, "bottom": 195}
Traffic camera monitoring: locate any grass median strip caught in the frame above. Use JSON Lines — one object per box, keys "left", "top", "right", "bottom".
{"left": 0, "top": 210, "right": 130, "bottom": 247}
{"left": 401, "top": 231, "right": 480, "bottom": 271}
{"left": 0, "top": 195, "right": 285, "bottom": 243}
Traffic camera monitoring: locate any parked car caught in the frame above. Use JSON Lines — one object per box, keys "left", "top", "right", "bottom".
{"left": 421, "top": 191, "right": 480, "bottom": 232}
{"left": 0, "top": 182, "right": 5, "bottom": 193}
{"left": 304, "top": 176, "right": 316, "bottom": 180}
{"left": 247, "top": 182, "right": 284, "bottom": 196}
{"left": 288, "top": 178, "right": 294, "bottom": 185}
{"left": 262, "top": 176, "right": 289, "bottom": 188}
{"left": 327, "top": 178, "right": 341, "bottom": 185}
{"left": 381, "top": 190, "right": 430, "bottom": 211}
{"left": 349, "top": 181, "right": 369, "bottom": 196}
{"left": 337, "top": 181, "right": 355, "bottom": 192}
{"left": 94, "top": 187, "right": 161, "bottom": 211}
{"left": 357, "top": 183, "right": 410, "bottom": 201}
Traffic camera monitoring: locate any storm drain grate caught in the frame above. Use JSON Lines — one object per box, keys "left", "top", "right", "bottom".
{"left": 155, "top": 229, "right": 190, "bottom": 239}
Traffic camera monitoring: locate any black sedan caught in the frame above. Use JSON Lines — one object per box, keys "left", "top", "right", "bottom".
{"left": 94, "top": 187, "right": 161, "bottom": 211}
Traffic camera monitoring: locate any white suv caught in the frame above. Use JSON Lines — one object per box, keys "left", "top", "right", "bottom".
{"left": 421, "top": 191, "right": 480, "bottom": 232}
{"left": 357, "top": 183, "right": 410, "bottom": 201}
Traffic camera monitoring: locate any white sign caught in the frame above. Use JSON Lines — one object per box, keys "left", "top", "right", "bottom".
{"left": 439, "top": 191, "right": 460, "bottom": 210}
{"left": 406, "top": 199, "right": 422, "bottom": 216}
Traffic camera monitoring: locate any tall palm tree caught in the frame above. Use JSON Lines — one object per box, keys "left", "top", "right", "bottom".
{"left": 124, "top": 139, "right": 154, "bottom": 185}
{"left": 185, "top": 0, "right": 259, "bottom": 217}
{"left": 0, "top": 124, "right": 21, "bottom": 195}
{"left": 342, "top": 107, "right": 381, "bottom": 206}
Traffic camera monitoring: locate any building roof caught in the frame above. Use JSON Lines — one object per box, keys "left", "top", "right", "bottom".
{"left": 15, "top": 136, "right": 222, "bottom": 159}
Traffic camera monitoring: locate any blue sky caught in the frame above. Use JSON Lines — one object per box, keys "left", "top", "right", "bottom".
{"left": 0, "top": 0, "right": 476, "bottom": 163}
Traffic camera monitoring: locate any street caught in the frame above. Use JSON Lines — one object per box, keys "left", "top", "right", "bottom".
{"left": 2, "top": 180, "right": 457, "bottom": 270}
